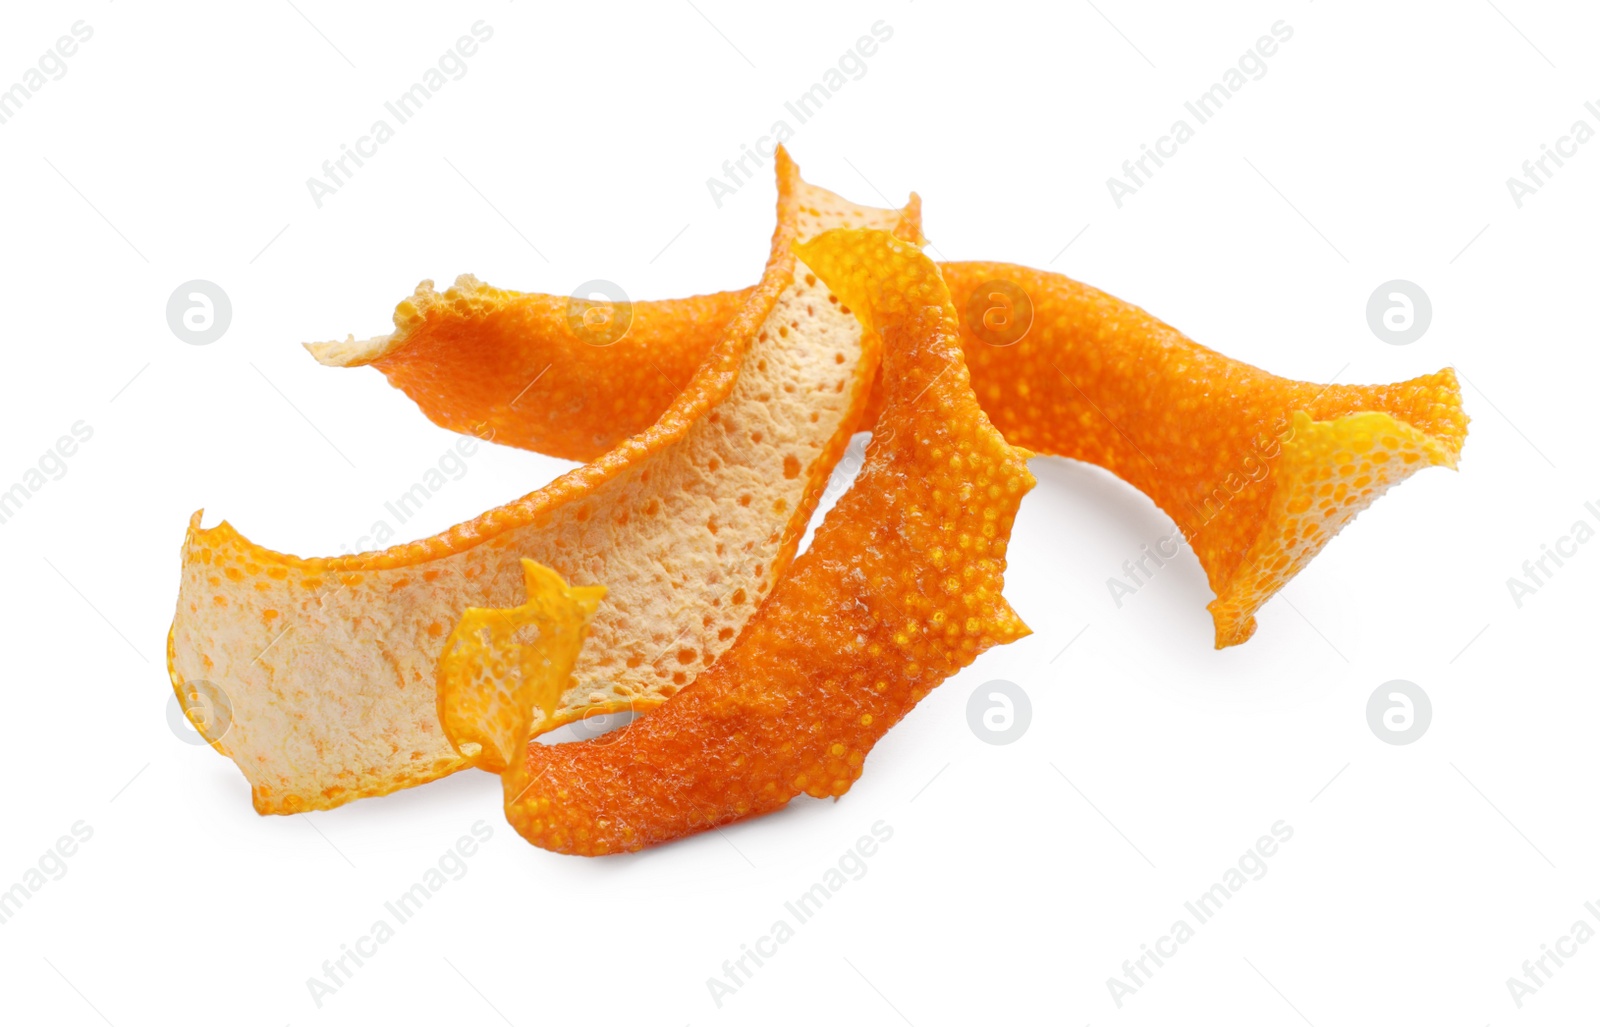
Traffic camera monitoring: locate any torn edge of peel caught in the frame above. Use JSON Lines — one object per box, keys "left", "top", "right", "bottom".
{"left": 304, "top": 173, "right": 921, "bottom": 374}
{"left": 303, "top": 276, "right": 497, "bottom": 368}
{"left": 1206, "top": 367, "right": 1467, "bottom": 648}
{"left": 304, "top": 190, "right": 921, "bottom": 377}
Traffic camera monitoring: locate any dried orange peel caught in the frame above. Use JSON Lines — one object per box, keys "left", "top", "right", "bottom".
{"left": 436, "top": 560, "right": 604, "bottom": 773}
{"left": 939, "top": 263, "right": 1467, "bottom": 646}
{"left": 308, "top": 285, "right": 753, "bottom": 463}
{"left": 319, "top": 260, "right": 1465, "bottom": 647}
{"left": 167, "top": 148, "right": 922, "bottom": 812}
{"left": 444, "top": 228, "right": 1032, "bottom": 855}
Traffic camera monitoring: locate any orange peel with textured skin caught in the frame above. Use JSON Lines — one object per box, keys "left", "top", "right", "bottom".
{"left": 308, "top": 285, "right": 754, "bottom": 463}
{"left": 450, "top": 228, "right": 1033, "bottom": 856}
{"left": 167, "top": 149, "right": 922, "bottom": 813}
{"left": 317, "top": 260, "right": 1464, "bottom": 648}
{"left": 939, "top": 263, "right": 1466, "bottom": 646}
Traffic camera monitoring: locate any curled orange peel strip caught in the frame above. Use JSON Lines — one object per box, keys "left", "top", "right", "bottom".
{"left": 451, "top": 228, "right": 1032, "bottom": 855}
{"left": 307, "top": 284, "right": 755, "bottom": 463}
{"left": 938, "top": 263, "right": 1467, "bottom": 646}
{"left": 167, "top": 148, "right": 923, "bottom": 812}
{"left": 316, "top": 260, "right": 1465, "bottom": 648}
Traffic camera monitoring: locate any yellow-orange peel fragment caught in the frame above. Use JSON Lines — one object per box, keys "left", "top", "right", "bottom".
{"left": 452, "top": 228, "right": 1033, "bottom": 856}
{"left": 436, "top": 560, "right": 604, "bottom": 773}
{"left": 320, "top": 258, "right": 1465, "bottom": 647}
{"left": 167, "top": 149, "right": 920, "bottom": 812}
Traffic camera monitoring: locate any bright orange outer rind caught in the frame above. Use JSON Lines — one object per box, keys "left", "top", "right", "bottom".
{"left": 487, "top": 228, "right": 1034, "bottom": 856}
{"left": 309, "top": 286, "right": 754, "bottom": 463}
{"left": 934, "top": 263, "right": 1467, "bottom": 647}
{"left": 167, "top": 149, "right": 923, "bottom": 813}
{"left": 321, "top": 260, "right": 1466, "bottom": 649}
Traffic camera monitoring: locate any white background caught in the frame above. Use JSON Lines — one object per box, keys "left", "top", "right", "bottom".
{"left": 0, "top": 1, "right": 1595, "bottom": 1024}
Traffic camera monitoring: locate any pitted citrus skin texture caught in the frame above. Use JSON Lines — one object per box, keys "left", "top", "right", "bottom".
{"left": 325, "top": 262, "right": 1464, "bottom": 647}
{"left": 486, "top": 230, "right": 1033, "bottom": 855}
{"left": 938, "top": 263, "right": 1466, "bottom": 646}
{"left": 309, "top": 283, "right": 752, "bottom": 463}
{"left": 168, "top": 149, "right": 919, "bottom": 813}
